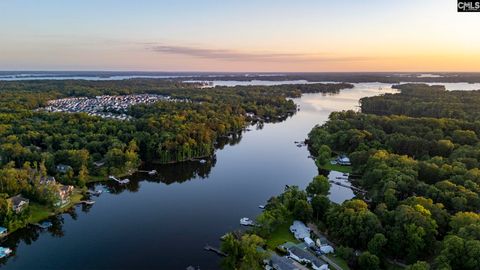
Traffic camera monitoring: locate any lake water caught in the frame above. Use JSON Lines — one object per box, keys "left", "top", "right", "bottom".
{"left": 184, "top": 79, "right": 316, "bottom": 87}
{"left": 0, "top": 83, "right": 418, "bottom": 270}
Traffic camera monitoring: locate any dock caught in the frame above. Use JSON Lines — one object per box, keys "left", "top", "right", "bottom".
{"left": 137, "top": 170, "right": 157, "bottom": 175}
{"left": 204, "top": 244, "right": 227, "bottom": 257}
{"left": 109, "top": 175, "right": 130, "bottom": 184}
{"left": 77, "top": 200, "right": 95, "bottom": 205}
{"left": 329, "top": 180, "right": 367, "bottom": 194}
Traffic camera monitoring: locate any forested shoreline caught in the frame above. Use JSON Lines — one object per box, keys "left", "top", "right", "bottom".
{"left": 307, "top": 84, "right": 480, "bottom": 269}
{"left": 0, "top": 79, "right": 352, "bottom": 233}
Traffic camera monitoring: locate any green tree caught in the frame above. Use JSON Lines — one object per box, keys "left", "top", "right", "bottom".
{"left": 368, "top": 233, "right": 387, "bottom": 258}
{"left": 306, "top": 175, "right": 330, "bottom": 196}
{"left": 358, "top": 252, "right": 380, "bottom": 270}
{"left": 315, "top": 144, "right": 332, "bottom": 166}
{"left": 293, "top": 199, "right": 313, "bottom": 222}
{"left": 327, "top": 199, "right": 382, "bottom": 249}
{"left": 311, "top": 195, "right": 330, "bottom": 222}
{"left": 406, "top": 261, "right": 430, "bottom": 270}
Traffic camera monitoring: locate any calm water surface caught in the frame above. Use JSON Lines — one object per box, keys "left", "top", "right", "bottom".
{"left": 0, "top": 83, "right": 399, "bottom": 270}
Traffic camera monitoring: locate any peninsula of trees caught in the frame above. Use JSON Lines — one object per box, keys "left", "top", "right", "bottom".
{"left": 308, "top": 84, "right": 480, "bottom": 269}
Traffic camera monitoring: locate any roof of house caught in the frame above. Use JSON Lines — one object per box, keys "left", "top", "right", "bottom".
{"left": 9, "top": 195, "right": 29, "bottom": 206}
{"left": 59, "top": 185, "right": 74, "bottom": 191}
{"left": 270, "top": 254, "right": 299, "bottom": 270}
{"left": 40, "top": 176, "right": 56, "bottom": 184}
{"left": 56, "top": 164, "right": 71, "bottom": 168}
{"left": 289, "top": 220, "right": 310, "bottom": 239}
{"left": 288, "top": 246, "right": 326, "bottom": 267}
{"left": 304, "top": 237, "right": 315, "bottom": 245}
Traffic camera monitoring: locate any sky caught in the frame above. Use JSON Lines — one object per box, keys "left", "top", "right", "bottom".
{"left": 1, "top": 0, "right": 479, "bottom": 72}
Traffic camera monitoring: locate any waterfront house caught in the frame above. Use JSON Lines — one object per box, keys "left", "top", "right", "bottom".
{"left": 0, "top": 227, "right": 7, "bottom": 236}
{"left": 9, "top": 195, "right": 29, "bottom": 213}
{"left": 287, "top": 246, "right": 329, "bottom": 270}
{"left": 336, "top": 155, "right": 351, "bottom": 166}
{"left": 55, "top": 185, "right": 74, "bottom": 206}
{"left": 39, "top": 176, "right": 56, "bottom": 185}
{"left": 269, "top": 254, "right": 299, "bottom": 270}
{"left": 56, "top": 164, "right": 72, "bottom": 174}
{"left": 289, "top": 220, "right": 310, "bottom": 240}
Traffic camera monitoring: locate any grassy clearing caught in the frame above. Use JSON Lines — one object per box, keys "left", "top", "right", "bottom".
{"left": 87, "top": 175, "right": 108, "bottom": 183}
{"left": 265, "top": 219, "right": 300, "bottom": 250}
{"left": 319, "top": 160, "right": 352, "bottom": 173}
{"left": 326, "top": 253, "right": 351, "bottom": 270}
{"left": 28, "top": 203, "right": 53, "bottom": 224}
{"left": 28, "top": 189, "right": 84, "bottom": 225}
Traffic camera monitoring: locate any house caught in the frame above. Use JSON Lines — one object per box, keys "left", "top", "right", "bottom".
{"left": 269, "top": 254, "right": 299, "bottom": 270}
{"left": 0, "top": 227, "right": 7, "bottom": 236}
{"left": 336, "top": 155, "right": 351, "bottom": 166}
{"left": 56, "top": 164, "right": 72, "bottom": 174}
{"left": 289, "top": 220, "right": 310, "bottom": 240}
{"left": 287, "top": 246, "right": 329, "bottom": 270}
{"left": 39, "top": 176, "right": 56, "bottom": 185}
{"left": 55, "top": 185, "right": 74, "bottom": 207}
{"left": 9, "top": 195, "right": 29, "bottom": 213}
{"left": 319, "top": 245, "right": 334, "bottom": 254}
{"left": 93, "top": 161, "right": 105, "bottom": 167}
{"left": 304, "top": 237, "right": 315, "bottom": 247}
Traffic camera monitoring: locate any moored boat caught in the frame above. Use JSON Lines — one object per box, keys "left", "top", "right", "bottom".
{"left": 240, "top": 217, "right": 254, "bottom": 226}
{"left": 0, "top": 247, "right": 12, "bottom": 258}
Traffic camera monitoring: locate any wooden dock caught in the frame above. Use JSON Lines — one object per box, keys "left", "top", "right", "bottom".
{"left": 204, "top": 244, "right": 227, "bottom": 257}
{"left": 109, "top": 175, "right": 130, "bottom": 184}
{"left": 329, "top": 180, "right": 367, "bottom": 194}
{"left": 77, "top": 200, "right": 95, "bottom": 205}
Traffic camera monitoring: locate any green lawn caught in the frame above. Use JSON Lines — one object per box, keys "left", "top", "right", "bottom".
{"left": 326, "top": 253, "right": 351, "bottom": 270}
{"left": 265, "top": 219, "right": 299, "bottom": 250}
{"left": 28, "top": 203, "right": 52, "bottom": 224}
{"left": 28, "top": 189, "right": 83, "bottom": 224}
{"left": 319, "top": 160, "right": 352, "bottom": 173}
{"left": 87, "top": 175, "right": 108, "bottom": 183}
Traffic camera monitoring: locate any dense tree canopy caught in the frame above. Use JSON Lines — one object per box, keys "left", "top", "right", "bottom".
{"left": 308, "top": 84, "right": 480, "bottom": 268}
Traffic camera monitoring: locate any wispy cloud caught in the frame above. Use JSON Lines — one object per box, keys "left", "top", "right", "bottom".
{"left": 148, "top": 44, "right": 373, "bottom": 63}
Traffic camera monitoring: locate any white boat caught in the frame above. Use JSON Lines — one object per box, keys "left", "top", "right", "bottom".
{"left": 0, "top": 247, "right": 12, "bottom": 258}
{"left": 240, "top": 217, "right": 254, "bottom": 226}
{"left": 199, "top": 159, "right": 207, "bottom": 164}
{"left": 258, "top": 205, "right": 265, "bottom": 209}
{"left": 148, "top": 170, "right": 157, "bottom": 176}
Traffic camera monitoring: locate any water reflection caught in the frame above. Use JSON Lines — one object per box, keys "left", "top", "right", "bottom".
{"left": 0, "top": 208, "right": 85, "bottom": 266}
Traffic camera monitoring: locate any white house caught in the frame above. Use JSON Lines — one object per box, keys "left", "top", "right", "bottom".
{"left": 287, "top": 246, "right": 329, "bottom": 270}
{"left": 9, "top": 195, "right": 29, "bottom": 213}
{"left": 304, "top": 237, "right": 315, "bottom": 247}
{"left": 336, "top": 155, "right": 351, "bottom": 166}
{"left": 320, "top": 245, "right": 334, "bottom": 254}
{"left": 289, "top": 220, "right": 310, "bottom": 240}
